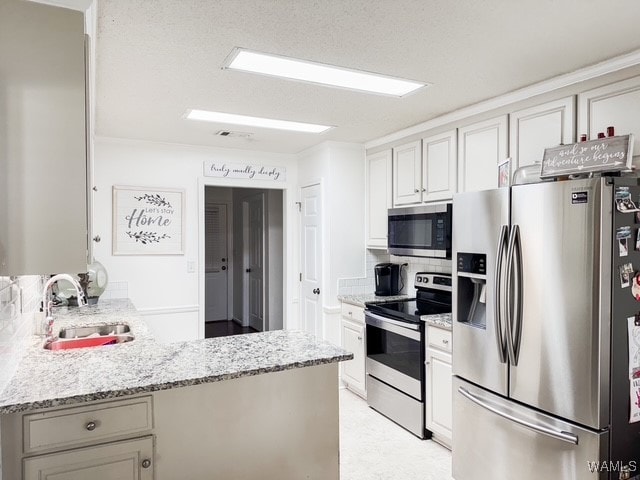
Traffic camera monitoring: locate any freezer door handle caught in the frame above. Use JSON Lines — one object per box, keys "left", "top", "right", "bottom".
{"left": 505, "top": 224, "right": 523, "bottom": 365}
{"left": 494, "top": 224, "right": 509, "bottom": 363}
{"left": 458, "top": 387, "right": 579, "bottom": 445}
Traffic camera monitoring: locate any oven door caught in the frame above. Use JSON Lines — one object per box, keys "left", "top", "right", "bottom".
{"left": 365, "top": 311, "right": 423, "bottom": 400}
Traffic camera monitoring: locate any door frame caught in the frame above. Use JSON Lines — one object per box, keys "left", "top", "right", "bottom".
{"left": 298, "top": 179, "right": 325, "bottom": 338}
{"left": 198, "top": 178, "right": 289, "bottom": 340}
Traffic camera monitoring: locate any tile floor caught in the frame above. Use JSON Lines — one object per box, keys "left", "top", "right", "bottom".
{"left": 339, "top": 388, "right": 452, "bottom": 480}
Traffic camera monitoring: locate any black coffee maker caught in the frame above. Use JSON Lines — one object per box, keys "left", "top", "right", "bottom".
{"left": 374, "top": 263, "right": 401, "bottom": 296}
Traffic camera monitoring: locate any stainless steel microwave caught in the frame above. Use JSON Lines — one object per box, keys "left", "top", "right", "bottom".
{"left": 387, "top": 204, "right": 452, "bottom": 258}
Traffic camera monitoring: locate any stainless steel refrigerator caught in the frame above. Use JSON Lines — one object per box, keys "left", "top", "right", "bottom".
{"left": 452, "top": 177, "right": 640, "bottom": 480}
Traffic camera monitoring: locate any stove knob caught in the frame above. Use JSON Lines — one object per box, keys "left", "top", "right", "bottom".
{"left": 423, "top": 277, "right": 429, "bottom": 283}
{"left": 416, "top": 276, "right": 422, "bottom": 282}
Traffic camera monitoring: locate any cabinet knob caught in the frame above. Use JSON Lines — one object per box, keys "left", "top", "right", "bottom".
{"left": 85, "top": 421, "right": 97, "bottom": 431}
{"left": 443, "top": 339, "right": 449, "bottom": 345}
{"left": 422, "top": 188, "right": 426, "bottom": 192}
{"left": 357, "top": 336, "right": 362, "bottom": 341}
{"left": 92, "top": 186, "right": 98, "bottom": 192}
{"left": 93, "top": 235, "right": 101, "bottom": 243}
{"left": 348, "top": 311, "right": 352, "bottom": 316}
{"left": 414, "top": 189, "right": 419, "bottom": 193}
{"left": 141, "top": 459, "right": 152, "bottom": 469}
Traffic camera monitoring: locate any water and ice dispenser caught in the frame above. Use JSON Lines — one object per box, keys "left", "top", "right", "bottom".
{"left": 456, "top": 253, "right": 487, "bottom": 328}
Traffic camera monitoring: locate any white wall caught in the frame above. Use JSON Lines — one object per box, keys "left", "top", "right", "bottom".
{"left": 92, "top": 137, "right": 297, "bottom": 342}
{"left": 297, "top": 141, "right": 365, "bottom": 345}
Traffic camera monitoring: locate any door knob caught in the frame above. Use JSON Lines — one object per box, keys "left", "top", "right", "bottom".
{"left": 221, "top": 258, "right": 226, "bottom": 262}
{"left": 221, "top": 266, "right": 227, "bottom": 271}
{"left": 246, "top": 268, "right": 251, "bottom": 273}
{"left": 141, "top": 459, "right": 151, "bottom": 469}
{"left": 313, "top": 288, "right": 320, "bottom": 294}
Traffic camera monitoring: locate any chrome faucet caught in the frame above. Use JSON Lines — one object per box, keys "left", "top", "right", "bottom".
{"left": 40, "top": 274, "right": 87, "bottom": 339}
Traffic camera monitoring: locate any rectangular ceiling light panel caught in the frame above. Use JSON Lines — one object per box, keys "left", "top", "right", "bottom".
{"left": 224, "top": 48, "right": 427, "bottom": 97}
{"left": 186, "top": 109, "right": 332, "bottom": 133}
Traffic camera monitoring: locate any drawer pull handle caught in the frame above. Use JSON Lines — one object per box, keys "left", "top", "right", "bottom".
{"left": 357, "top": 336, "right": 362, "bottom": 341}
{"left": 85, "top": 421, "right": 97, "bottom": 431}
{"left": 142, "top": 459, "right": 152, "bottom": 469}
{"left": 442, "top": 339, "right": 449, "bottom": 344}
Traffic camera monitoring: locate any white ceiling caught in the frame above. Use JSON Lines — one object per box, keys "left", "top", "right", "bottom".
{"left": 95, "top": 0, "right": 640, "bottom": 154}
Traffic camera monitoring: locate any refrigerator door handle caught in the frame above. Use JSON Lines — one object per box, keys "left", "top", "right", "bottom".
{"left": 505, "top": 225, "right": 518, "bottom": 365}
{"left": 494, "top": 224, "right": 509, "bottom": 363}
{"left": 512, "top": 225, "right": 523, "bottom": 364}
{"left": 458, "top": 387, "right": 579, "bottom": 445}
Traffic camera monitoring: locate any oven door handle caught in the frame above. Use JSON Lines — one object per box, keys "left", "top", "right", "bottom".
{"left": 365, "top": 312, "right": 421, "bottom": 340}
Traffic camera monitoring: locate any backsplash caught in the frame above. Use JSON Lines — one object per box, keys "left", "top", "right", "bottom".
{"left": 0, "top": 275, "right": 42, "bottom": 394}
{"left": 337, "top": 250, "right": 453, "bottom": 297}
{"left": 390, "top": 256, "right": 453, "bottom": 294}
{"left": 101, "top": 281, "right": 129, "bottom": 300}
{"left": 337, "top": 250, "right": 390, "bottom": 296}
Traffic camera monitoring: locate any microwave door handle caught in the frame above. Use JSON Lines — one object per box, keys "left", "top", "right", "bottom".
{"left": 505, "top": 225, "right": 518, "bottom": 365}
{"left": 494, "top": 225, "right": 508, "bottom": 363}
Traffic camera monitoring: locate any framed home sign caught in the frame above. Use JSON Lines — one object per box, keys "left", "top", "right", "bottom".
{"left": 112, "top": 185, "right": 185, "bottom": 255}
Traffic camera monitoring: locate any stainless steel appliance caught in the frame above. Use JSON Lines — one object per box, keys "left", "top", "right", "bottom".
{"left": 365, "top": 273, "right": 452, "bottom": 438}
{"left": 453, "top": 177, "right": 640, "bottom": 480}
{"left": 374, "top": 263, "right": 401, "bottom": 296}
{"left": 387, "top": 204, "right": 452, "bottom": 258}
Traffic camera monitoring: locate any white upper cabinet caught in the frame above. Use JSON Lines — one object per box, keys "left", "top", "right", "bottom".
{"left": 393, "top": 140, "right": 422, "bottom": 206}
{"left": 366, "top": 150, "right": 392, "bottom": 249}
{"left": 422, "top": 129, "right": 457, "bottom": 202}
{"left": 509, "top": 97, "right": 575, "bottom": 170}
{"left": 578, "top": 75, "right": 640, "bottom": 161}
{"left": 458, "top": 115, "right": 508, "bottom": 193}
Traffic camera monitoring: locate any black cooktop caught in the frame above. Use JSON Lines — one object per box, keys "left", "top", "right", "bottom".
{"left": 367, "top": 296, "right": 451, "bottom": 324}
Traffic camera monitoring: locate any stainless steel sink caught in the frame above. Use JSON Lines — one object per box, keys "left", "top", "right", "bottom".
{"left": 58, "top": 323, "right": 131, "bottom": 339}
{"left": 44, "top": 323, "right": 134, "bottom": 351}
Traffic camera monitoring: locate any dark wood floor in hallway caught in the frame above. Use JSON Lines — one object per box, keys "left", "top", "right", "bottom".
{"left": 205, "top": 320, "right": 259, "bottom": 338}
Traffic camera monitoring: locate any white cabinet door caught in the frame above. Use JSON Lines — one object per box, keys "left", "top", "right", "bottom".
{"left": 509, "top": 96, "right": 575, "bottom": 170}
{"left": 578, "top": 75, "right": 640, "bottom": 162}
{"left": 24, "top": 436, "right": 154, "bottom": 480}
{"left": 393, "top": 140, "right": 422, "bottom": 206}
{"left": 426, "top": 348, "right": 452, "bottom": 447}
{"left": 458, "top": 116, "right": 508, "bottom": 193}
{"left": 422, "top": 129, "right": 457, "bottom": 202}
{"left": 341, "top": 317, "right": 366, "bottom": 398}
{"left": 366, "top": 150, "right": 392, "bottom": 248}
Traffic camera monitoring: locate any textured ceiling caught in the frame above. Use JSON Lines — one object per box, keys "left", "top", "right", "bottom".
{"left": 95, "top": 0, "right": 640, "bottom": 154}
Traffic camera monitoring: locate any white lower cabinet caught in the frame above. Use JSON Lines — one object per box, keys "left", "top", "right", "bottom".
{"left": 1, "top": 396, "right": 155, "bottom": 480}
{"left": 341, "top": 303, "right": 366, "bottom": 398}
{"left": 24, "top": 436, "right": 154, "bottom": 480}
{"left": 425, "top": 325, "right": 452, "bottom": 448}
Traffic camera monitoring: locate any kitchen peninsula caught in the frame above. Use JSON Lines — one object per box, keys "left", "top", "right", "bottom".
{"left": 0, "top": 300, "right": 351, "bottom": 479}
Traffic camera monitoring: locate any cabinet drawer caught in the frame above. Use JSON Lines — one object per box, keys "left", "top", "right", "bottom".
{"left": 428, "top": 326, "right": 452, "bottom": 352}
{"left": 23, "top": 396, "right": 153, "bottom": 454}
{"left": 341, "top": 303, "right": 364, "bottom": 323}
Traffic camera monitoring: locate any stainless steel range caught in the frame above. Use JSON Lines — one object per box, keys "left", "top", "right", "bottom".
{"left": 365, "top": 272, "right": 452, "bottom": 439}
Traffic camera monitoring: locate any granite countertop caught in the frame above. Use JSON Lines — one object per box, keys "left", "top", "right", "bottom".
{"left": 337, "top": 293, "right": 412, "bottom": 308}
{"left": 421, "top": 312, "right": 452, "bottom": 330}
{"left": 0, "top": 299, "right": 352, "bottom": 414}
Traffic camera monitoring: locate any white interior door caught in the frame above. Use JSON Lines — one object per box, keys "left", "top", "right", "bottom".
{"left": 300, "top": 184, "right": 322, "bottom": 338}
{"left": 243, "top": 194, "right": 265, "bottom": 332}
{"left": 205, "top": 203, "right": 228, "bottom": 321}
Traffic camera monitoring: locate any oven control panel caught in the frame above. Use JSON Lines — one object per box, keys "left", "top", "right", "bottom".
{"left": 415, "top": 272, "right": 452, "bottom": 291}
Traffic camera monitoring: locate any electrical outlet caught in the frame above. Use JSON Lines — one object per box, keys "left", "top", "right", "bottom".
{"left": 187, "top": 261, "right": 196, "bottom": 273}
